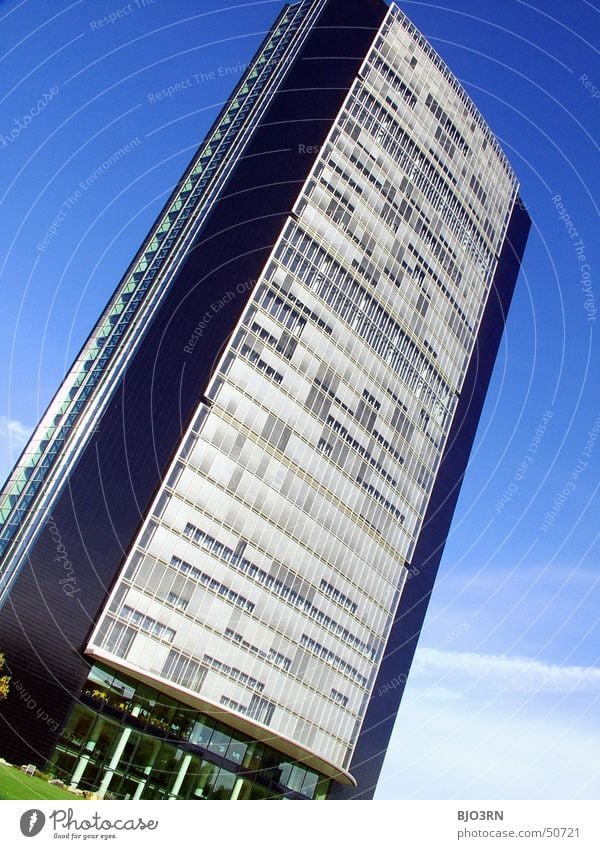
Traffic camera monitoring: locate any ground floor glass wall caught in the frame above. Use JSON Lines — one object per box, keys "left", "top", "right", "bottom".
{"left": 48, "top": 663, "right": 330, "bottom": 800}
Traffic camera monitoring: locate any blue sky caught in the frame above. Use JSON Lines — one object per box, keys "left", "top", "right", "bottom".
{"left": 0, "top": 0, "right": 598, "bottom": 799}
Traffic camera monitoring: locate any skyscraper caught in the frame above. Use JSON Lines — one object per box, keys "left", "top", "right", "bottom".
{"left": 0, "top": 0, "right": 530, "bottom": 800}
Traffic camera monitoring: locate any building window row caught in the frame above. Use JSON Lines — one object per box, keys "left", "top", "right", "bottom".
{"left": 403, "top": 243, "right": 473, "bottom": 342}
{"left": 182, "top": 522, "right": 378, "bottom": 660}
{"left": 319, "top": 580, "right": 357, "bottom": 615}
{"left": 410, "top": 204, "right": 465, "bottom": 284}
{"left": 310, "top": 374, "right": 354, "bottom": 418}
{"left": 341, "top": 85, "right": 492, "bottom": 268}
{"left": 337, "top": 124, "right": 468, "bottom": 288}
{"left": 162, "top": 648, "right": 207, "bottom": 692}
{"left": 362, "top": 389, "right": 381, "bottom": 410}
{"left": 248, "top": 320, "right": 298, "bottom": 362}
{"left": 325, "top": 128, "right": 480, "bottom": 330}
{"left": 288, "top": 309, "right": 442, "bottom": 481}
{"left": 333, "top": 138, "right": 395, "bottom": 202}
{"left": 166, "top": 412, "right": 408, "bottom": 611}
{"left": 259, "top": 274, "right": 334, "bottom": 334}
{"left": 247, "top": 695, "right": 276, "bottom": 726}
{"left": 300, "top": 634, "right": 369, "bottom": 688}
{"left": 256, "top": 287, "right": 307, "bottom": 336}
{"left": 250, "top": 321, "right": 278, "bottom": 347}
{"left": 371, "top": 424, "right": 406, "bottom": 466}
{"left": 324, "top": 414, "right": 400, "bottom": 487}
{"left": 269, "top": 649, "right": 293, "bottom": 671}
{"left": 216, "top": 635, "right": 356, "bottom": 741}
{"left": 99, "top": 618, "right": 137, "bottom": 659}
{"left": 166, "top": 589, "right": 189, "bottom": 611}
{"left": 258, "top": 263, "right": 453, "bottom": 464}
{"left": 239, "top": 343, "right": 284, "bottom": 385}
{"left": 385, "top": 7, "right": 515, "bottom": 180}
{"left": 469, "top": 172, "right": 488, "bottom": 207}
{"left": 330, "top": 688, "right": 349, "bottom": 708}
{"left": 203, "top": 653, "right": 266, "bottom": 694}
{"left": 170, "top": 554, "right": 255, "bottom": 613}
{"left": 367, "top": 53, "right": 417, "bottom": 108}
{"left": 220, "top": 694, "right": 276, "bottom": 727}
{"left": 223, "top": 627, "right": 292, "bottom": 672}
{"left": 220, "top": 696, "right": 247, "bottom": 714}
{"left": 120, "top": 604, "right": 176, "bottom": 642}
{"left": 357, "top": 476, "right": 406, "bottom": 523}
{"left": 425, "top": 93, "right": 470, "bottom": 155}
{"left": 278, "top": 226, "right": 451, "bottom": 418}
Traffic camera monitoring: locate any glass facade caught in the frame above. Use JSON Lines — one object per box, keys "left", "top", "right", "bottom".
{"left": 49, "top": 664, "right": 329, "bottom": 800}
{"left": 87, "top": 0, "right": 519, "bottom": 782}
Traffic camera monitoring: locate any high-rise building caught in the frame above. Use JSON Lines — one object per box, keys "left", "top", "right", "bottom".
{"left": 0, "top": 0, "right": 529, "bottom": 800}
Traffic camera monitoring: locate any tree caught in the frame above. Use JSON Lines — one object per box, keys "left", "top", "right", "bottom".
{"left": 0, "top": 652, "right": 10, "bottom": 701}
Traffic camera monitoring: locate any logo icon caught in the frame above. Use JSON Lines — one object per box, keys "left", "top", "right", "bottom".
{"left": 19, "top": 810, "right": 46, "bottom": 837}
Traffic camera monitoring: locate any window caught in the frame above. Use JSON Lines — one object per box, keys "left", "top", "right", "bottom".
{"left": 166, "top": 590, "right": 189, "bottom": 611}
{"left": 171, "top": 553, "right": 255, "bottom": 613}
{"left": 331, "top": 689, "right": 349, "bottom": 708}
{"left": 162, "top": 650, "right": 207, "bottom": 692}
{"left": 247, "top": 695, "right": 275, "bottom": 726}
{"left": 120, "top": 605, "right": 175, "bottom": 642}
{"left": 103, "top": 619, "right": 136, "bottom": 659}
{"left": 320, "top": 580, "right": 357, "bottom": 615}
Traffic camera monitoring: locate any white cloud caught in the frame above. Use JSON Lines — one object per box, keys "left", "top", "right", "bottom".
{"left": 0, "top": 416, "right": 31, "bottom": 483}
{"left": 412, "top": 648, "right": 600, "bottom": 694}
{"left": 420, "top": 684, "right": 464, "bottom": 702}
{"left": 0, "top": 415, "right": 31, "bottom": 449}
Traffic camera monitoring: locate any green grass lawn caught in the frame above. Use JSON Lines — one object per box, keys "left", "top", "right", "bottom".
{"left": 0, "top": 763, "right": 84, "bottom": 801}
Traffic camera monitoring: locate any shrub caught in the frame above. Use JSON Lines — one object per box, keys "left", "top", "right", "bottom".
{"left": 0, "top": 652, "right": 10, "bottom": 701}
